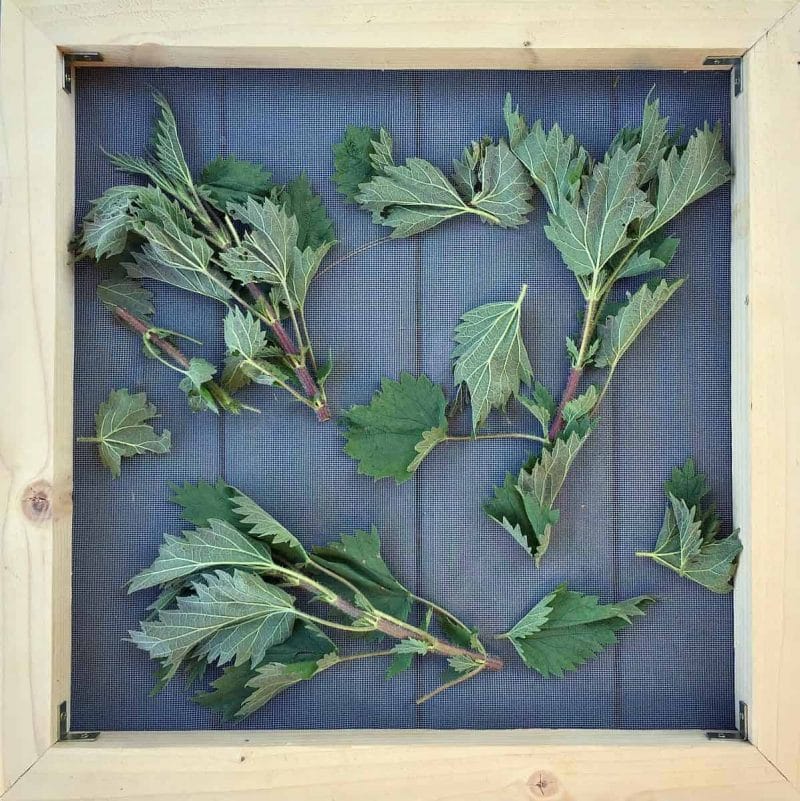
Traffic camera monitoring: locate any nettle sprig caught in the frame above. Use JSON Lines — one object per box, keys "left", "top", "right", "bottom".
{"left": 77, "top": 94, "right": 336, "bottom": 421}
{"left": 127, "top": 481, "right": 652, "bottom": 720}
{"left": 338, "top": 93, "right": 732, "bottom": 565}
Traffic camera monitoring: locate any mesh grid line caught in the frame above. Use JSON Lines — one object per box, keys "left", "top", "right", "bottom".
{"left": 72, "top": 68, "right": 734, "bottom": 731}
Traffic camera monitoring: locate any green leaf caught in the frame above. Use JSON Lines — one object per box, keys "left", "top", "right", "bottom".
{"left": 562, "top": 385, "right": 598, "bottom": 424}
{"left": 615, "top": 234, "right": 679, "bottom": 280}
{"left": 178, "top": 358, "right": 219, "bottom": 413}
{"left": 150, "top": 93, "right": 194, "bottom": 192}
{"left": 462, "top": 139, "right": 534, "bottom": 227}
{"left": 504, "top": 584, "right": 654, "bottom": 677}
{"left": 273, "top": 173, "right": 335, "bottom": 250}
{"left": 369, "top": 128, "right": 395, "bottom": 174}
{"left": 341, "top": 373, "right": 448, "bottom": 483}
{"left": 229, "top": 490, "right": 309, "bottom": 565}
{"left": 285, "top": 240, "right": 335, "bottom": 311}
{"left": 97, "top": 274, "right": 155, "bottom": 320}
{"left": 447, "top": 653, "right": 483, "bottom": 674}
{"left": 544, "top": 146, "right": 654, "bottom": 279}
{"left": 484, "top": 472, "right": 536, "bottom": 556}
{"left": 181, "top": 358, "right": 216, "bottom": 389}
{"left": 223, "top": 307, "right": 270, "bottom": 359}
{"left": 609, "top": 92, "right": 670, "bottom": 184}
{"left": 407, "top": 425, "right": 449, "bottom": 473}
{"left": 170, "top": 479, "right": 238, "bottom": 527}
{"left": 386, "top": 652, "right": 414, "bottom": 680}
{"left": 198, "top": 155, "right": 273, "bottom": 211}
{"left": 391, "top": 638, "right": 430, "bottom": 655}
{"left": 643, "top": 122, "right": 731, "bottom": 236}
{"left": 311, "top": 527, "right": 412, "bottom": 622}
{"left": 78, "top": 185, "right": 140, "bottom": 259}
{"left": 193, "top": 621, "right": 336, "bottom": 721}
{"left": 504, "top": 94, "right": 589, "bottom": 214}
{"left": 452, "top": 285, "right": 533, "bottom": 432}
{"left": 638, "top": 459, "right": 742, "bottom": 593}
{"left": 128, "top": 519, "right": 274, "bottom": 592}
{"left": 129, "top": 569, "right": 298, "bottom": 668}
{"left": 594, "top": 278, "right": 684, "bottom": 370}
{"left": 331, "top": 125, "right": 382, "bottom": 202}
{"left": 238, "top": 662, "right": 317, "bottom": 718}
{"left": 514, "top": 431, "right": 589, "bottom": 564}
{"left": 78, "top": 388, "right": 171, "bottom": 478}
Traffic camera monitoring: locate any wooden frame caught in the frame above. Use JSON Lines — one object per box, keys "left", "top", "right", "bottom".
{"left": 1, "top": 1, "right": 799, "bottom": 797}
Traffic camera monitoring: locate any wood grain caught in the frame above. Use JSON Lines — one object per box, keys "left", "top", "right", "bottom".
{"left": 0, "top": 0, "right": 74, "bottom": 792}
{"left": 4, "top": 731, "right": 799, "bottom": 801}
{"left": 742, "top": 1, "right": 800, "bottom": 788}
{"left": 12, "top": 0, "right": 799, "bottom": 69}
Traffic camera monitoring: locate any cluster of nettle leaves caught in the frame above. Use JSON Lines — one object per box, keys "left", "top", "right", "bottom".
{"left": 128, "top": 480, "right": 653, "bottom": 718}
{"left": 337, "top": 93, "right": 738, "bottom": 574}
{"left": 77, "top": 93, "right": 336, "bottom": 422}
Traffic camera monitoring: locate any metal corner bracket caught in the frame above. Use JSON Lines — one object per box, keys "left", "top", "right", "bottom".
{"left": 58, "top": 701, "right": 100, "bottom": 742}
{"left": 703, "top": 56, "right": 743, "bottom": 96}
{"left": 63, "top": 51, "right": 103, "bottom": 93}
{"left": 706, "top": 700, "right": 748, "bottom": 741}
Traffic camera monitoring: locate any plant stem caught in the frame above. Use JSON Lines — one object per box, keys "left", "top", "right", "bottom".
{"left": 446, "top": 432, "right": 548, "bottom": 444}
{"left": 466, "top": 206, "right": 502, "bottom": 225}
{"left": 317, "top": 235, "right": 393, "bottom": 277}
{"left": 297, "top": 611, "right": 376, "bottom": 634}
{"left": 335, "top": 649, "right": 395, "bottom": 664}
{"left": 416, "top": 666, "right": 485, "bottom": 705}
{"left": 114, "top": 307, "right": 191, "bottom": 369}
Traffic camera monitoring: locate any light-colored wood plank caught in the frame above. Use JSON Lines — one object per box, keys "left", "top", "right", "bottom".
{"left": 4, "top": 731, "right": 799, "bottom": 801}
{"left": 14, "top": 0, "right": 799, "bottom": 68}
{"left": 744, "top": 2, "right": 800, "bottom": 788}
{"left": 0, "top": 0, "right": 75, "bottom": 792}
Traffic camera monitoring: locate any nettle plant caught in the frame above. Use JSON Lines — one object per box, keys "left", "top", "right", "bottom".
{"left": 77, "top": 94, "right": 337, "bottom": 421}
{"left": 339, "top": 93, "right": 733, "bottom": 565}
{"left": 128, "top": 481, "right": 652, "bottom": 719}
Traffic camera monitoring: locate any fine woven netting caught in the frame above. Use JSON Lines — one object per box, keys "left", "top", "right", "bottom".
{"left": 72, "top": 67, "right": 734, "bottom": 730}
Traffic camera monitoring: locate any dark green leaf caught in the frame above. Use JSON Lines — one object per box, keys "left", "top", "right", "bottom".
{"left": 78, "top": 185, "right": 141, "bottom": 259}
{"left": 198, "top": 155, "right": 273, "bottom": 211}
{"left": 331, "top": 125, "right": 382, "bottom": 202}
{"left": 170, "top": 479, "right": 238, "bottom": 527}
{"left": 273, "top": 172, "right": 335, "bottom": 250}
{"left": 97, "top": 274, "right": 155, "bottom": 320}
{"left": 341, "top": 373, "right": 448, "bottom": 482}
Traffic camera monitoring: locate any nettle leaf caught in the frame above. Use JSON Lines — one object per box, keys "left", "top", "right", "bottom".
{"left": 615, "top": 233, "right": 679, "bottom": 280}
{"left": 78, "top": 388, "right": 171, "bottom": 478}
{"left": 332, "top": 125, "right": 384, "bottom": 202}
{"left": 194, "top": 621, "right": 336, "bottom": 721}
{"left": 391, "top": 638, "right": 431, "bottom": 656}
{"left": 447, "top": 653, "right": 483, "bottom": 674}
{"left": 609, "top": 92, "right": 670, "bottom": 185}
{"left": 544, "top": 145, "right": 654, "bottom": 279}
{"left": 229, "top": 490, "right": 309, "bottom": 565}
{"left": 97, "top": 274, "right": 155, "bottom": 320}
{"left": 129, "top": 569, "right": 298, "bottom": 668}
{"left": 504, "top": 584, "right": 653, "bottom": 677}
{"left": 273, "top": 172, "right": 335, "bottom": 251}
{"left": 504, "top": 94, "right": 589, "bottom": 214}
{"left": 286, "top": 240, "right": 335, "bottom": 311}
{"left": 150, "top": 92, "right": 194, "bottom": 191}
{"left": 170, "top": 479, "right": 239, "bottom": 527}
{"left": 198, "top": 154, "right": 273, "bottom": 211}
{"left": 644, "top": 122, "right": 731, "bottom": 236}
{"left": 594, "top": 278, "right": 684, "bottom": 370}
{"left": 223, "top": 307, "right": 270, "bottom": 359}
{"left": 178, "top": 358, "right": 218, "bottom": 413}
{"left": 341, "top": 373, "right": 449, "bottom": 482}
{"left": 452, "top": 286, "right": 532, "bottom": 432}
{"left": 128, "top": 519, "right": 274, "bottom": 592}
{"left": 487, "top": 431, "right": 588, "bottom": 565}
{"left": 638, "top": 459, "right": 741, "bottom": 593}
{"left": 311, "top": 527, "right": 413, "bottom": 622}
{"left": 562, "top": 385, "right": 598, "bottom": 424}
{"left": 78, "top": 185, "right": 141, "bottom": 259}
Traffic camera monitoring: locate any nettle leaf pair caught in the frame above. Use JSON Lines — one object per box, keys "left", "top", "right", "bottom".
{"left": 77, "top": 93, "right": 335, "bottom": 422}
{"left": 339, "top": 92, "right": 739, "bottom": 584}
{"left": 128, "top": 482, "right": 653, "bottom": 720}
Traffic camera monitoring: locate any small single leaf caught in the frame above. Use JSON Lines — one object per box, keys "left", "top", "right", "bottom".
{"left": 223, "top": 307, "right": 270, "bottom": 360}
{"left": 594, "top": 278, "right": 684, "bottom": 369}
{"left": 504, "top": 94, "right": 589, "bottom": 214}
{"left": 452, "top": 285, "right": 533, "bottom": 432}
{"left": 341, "top": 373, "right": 448, "bottom": 483}
{"left": 129, "top": 569, "right": 297, "bottom": 668}
{"left": 408, "top": 425, "right": 448, "bottom": 472}
{"left": 127, "top": 519, "right": 274, "bottom": 592}
{"left": 609, "top": 92, "right": 670, "bottom": 185}
{"left": 331, "top": 125, "right": 382, "bottom": 202}
{"left": 484, "top": 473, "right": 537, "bottom": 558}
{"left": 615, "top": 234, "right": 679, "bottom": 280}
{"left": 78, "top": 185, "right": 140, "bottom": 259}
{"left": 386, "top": 651, "right": 413, "bottom": 680}
{"left": 150, "top": 92, "right": 194, "bottom": 192}
{"left": 391, "top": 638, "right": 430, "bottom": 655}
{"left": 644, "top": 122, "right": 731, "bottom": 235}
{"left": 178, "top": 358, "right": 219, "bottom": 413}
{"left": 447, "top": 653, "right": 483, "bottom": 674}
{"left": 562, "top": 385, "right": 598, "bottom": 424}
{"left": 504, "top": 584, "right": 654, "bottom": 677}
{"left": 78, "top": 388, "right": 171, "bottom": 478}
{"left": 198, "top": 154, "right": 273, "bottom": 211}
{"left": 181, "top": 358, "right": 216, "bottom": 390}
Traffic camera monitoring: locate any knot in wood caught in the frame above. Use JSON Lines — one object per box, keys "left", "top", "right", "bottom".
{"left": 527, "top": 769, "right": 564, "bottom": 799}
{"left": 22, "top": 480, "right": 53, "bottom": 523}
